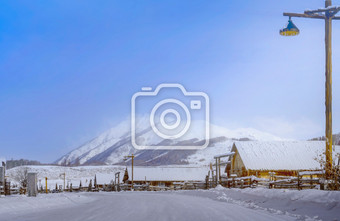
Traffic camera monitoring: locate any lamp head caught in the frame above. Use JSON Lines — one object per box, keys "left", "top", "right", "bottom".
{"left": 280, "top": 17, "right": 300, "bottom": 36}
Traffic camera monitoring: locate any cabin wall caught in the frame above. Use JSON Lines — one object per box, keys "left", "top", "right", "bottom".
{"left": 248, "top": 170, "right": 323, "bottom": 179}
{"left": 248, "top": 170, "right": 298, "bottom": 178}
{"left": 231, "top": 149, "right": 247, "bottom": 177}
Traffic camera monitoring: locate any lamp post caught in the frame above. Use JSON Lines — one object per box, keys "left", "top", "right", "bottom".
{"left": 281, "top": 0, "right": 339, "bottom": 177}
{"left": 124, "top": 153, "right": 135, "bottom": 190}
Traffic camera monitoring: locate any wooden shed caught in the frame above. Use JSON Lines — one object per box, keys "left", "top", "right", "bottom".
{"left": 227, "top": 141, "right": 340, "bottom": 178}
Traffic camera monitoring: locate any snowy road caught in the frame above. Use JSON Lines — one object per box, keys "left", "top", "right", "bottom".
{"left": 0, "top": 191, "right": 295, "bottom": 221}
{"left": 1, "top": 187, "right": 340, "bottom": 221}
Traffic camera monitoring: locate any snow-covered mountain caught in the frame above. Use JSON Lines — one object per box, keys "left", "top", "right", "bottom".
{"left": 55, "top": 118, "right": 282, "bottom": 166}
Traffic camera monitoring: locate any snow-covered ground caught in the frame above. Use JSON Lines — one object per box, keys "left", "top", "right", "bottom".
{"left": 1, "top": 187, "right": 339, "bottom": 221}
{"left": 6, "top": 165, "right": 209, "bottom": 189}
{"left": 188, "top": 186, "right": 340, "bottom": 221}
{"left": 7, "top": 165, "right": 125, "bottom": 189}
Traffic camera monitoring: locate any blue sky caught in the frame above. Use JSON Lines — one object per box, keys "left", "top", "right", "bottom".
{"left": 0, "top": 0, "right": 339, "bottom": 163}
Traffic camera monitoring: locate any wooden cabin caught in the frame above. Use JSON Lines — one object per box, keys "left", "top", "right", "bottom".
{"left": 227, "top": 141, "right": 340, "bottom": 178}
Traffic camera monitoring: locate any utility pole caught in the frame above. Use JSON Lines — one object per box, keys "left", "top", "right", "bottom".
{"left": 325, "top": 0, "right": 333, "bottom": 176}
{"left": 281, "top": 0, "right": 339, "bottom": 177}
{"left": 215, "top": 158, "right": 218, "bottom": 185}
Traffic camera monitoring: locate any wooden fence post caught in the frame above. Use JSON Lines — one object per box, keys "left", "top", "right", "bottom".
{"left": 297, "top": 172, "right": 301, "bottom": 191}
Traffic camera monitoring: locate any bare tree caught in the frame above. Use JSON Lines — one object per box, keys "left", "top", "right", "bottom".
{"left": 12, "top": 167, "right": 28, "bottom": 188}
{"left": 315, "top": 147, "right": 340, "bottom": 190}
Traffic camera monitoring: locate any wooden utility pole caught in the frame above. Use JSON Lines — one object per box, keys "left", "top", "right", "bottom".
{"left": 325, "top": 0, "right": 333, "bottom": 176}
{"left": 218, "top": 158, "right": 221, "bottom": 183}
{"left": 283, "top": 0, "right": 339, "bottom": 177}
{"left": 45, "top": 177, "right": 48, "bottom": 194}
{"left": 215, "top": 158, "right": 218, "bottom": 185}
{"left": 132, "top": 155, "right": 134, "bottom": 190}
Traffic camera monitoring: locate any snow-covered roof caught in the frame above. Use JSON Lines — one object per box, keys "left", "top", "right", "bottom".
{"left": 87, "top": 167, "right": 209, "bottom": 183}
{"left": 214, "top": 152, "right": 235, "bottom": 159}
{"left": 90, "top": 167, "right": 209, "bottom": 183}
{"left": 232, "top": 141, "right": 340, "bottom": 171}
{"left": 6, "top": 165, "right": 209, "bottom": 187}
{"left": 130, "top": 166, "right": 209, "bottom": 181}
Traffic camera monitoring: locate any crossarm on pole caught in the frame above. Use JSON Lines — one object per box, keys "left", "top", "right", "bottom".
{"left": 305, "top": 6, "right": 340, "bottom": 14}
{"left": 329, "top": 8, "right": 340, "bottom": 17}
{"left": 283, "top": 12, "right": 325, "bottom": 19}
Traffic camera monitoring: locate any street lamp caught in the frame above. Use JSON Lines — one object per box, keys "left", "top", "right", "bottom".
{"left": 281, "top": 0, "right": 340, "bottom": 177}
{"left": 280, "top": 17, "right": 300, "bottom": 36}
{"left": 124, "top": 153, "right": 135, "bottom": 190}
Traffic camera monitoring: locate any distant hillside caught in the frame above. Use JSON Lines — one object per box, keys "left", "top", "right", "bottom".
{"left": 5, "top": 159, "right": 42, "bottom": 170}
{"left": 310, "top": 133, "right": 340, "bottom": 145}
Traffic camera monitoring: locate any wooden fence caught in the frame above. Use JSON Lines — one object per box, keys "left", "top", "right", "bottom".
{"left": 269, "top": 171, "right": 323, "bottom": 190}
{"left": 202, "top": 170, "right": 326, "bottom": 190}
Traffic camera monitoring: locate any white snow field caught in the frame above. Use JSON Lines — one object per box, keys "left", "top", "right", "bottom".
{"left": 1, "top": 187, "right": 339, "bottom": 221}
{"left": 6, "top": 165, "right": 210, "bottom": 190}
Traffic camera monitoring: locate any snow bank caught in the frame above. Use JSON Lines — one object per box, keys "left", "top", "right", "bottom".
{"left": 233, "top": 187, "right": 340, "bottom": 204}
{"left": 198, "top": 186, "right": 340, "bottom": 221}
